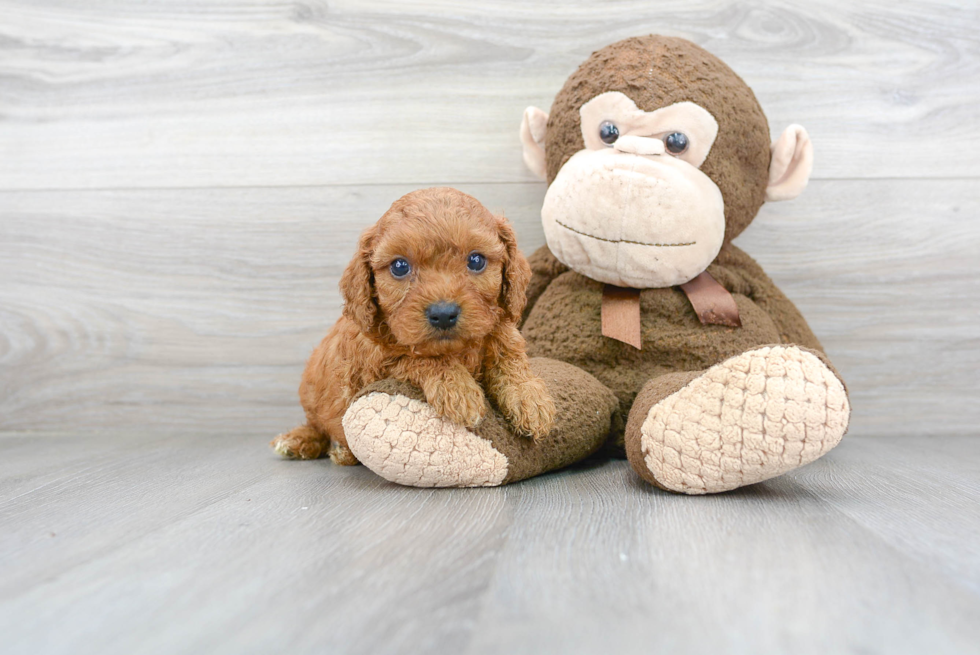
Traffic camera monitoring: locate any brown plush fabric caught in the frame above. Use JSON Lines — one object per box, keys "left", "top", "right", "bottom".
{"left": 352, "top": 357, "right": 619, "bottom": 484}
{"left": 521, "top": 243, "right": 827, "bottom": 454}
{"left": 623, "top": 371, "right": 701, "bottom": 490}
{"left": 545, "top": 35, "right": 772, "bottom": 242}
{"left": 523, "top": 245, "right": 569, "bottom": 324}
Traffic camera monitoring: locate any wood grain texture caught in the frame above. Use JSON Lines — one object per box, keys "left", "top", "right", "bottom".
{"left": 0, "top": 0, "right": 978, "bottom": 189}
{"left": 1, "top": 0, "right": 978, "bottom": 437}
{"left": 1, "top": 432, "right": 978, "bottom": 654}
{"left": 1, "top": 179, "right": 977, "bottom": 437}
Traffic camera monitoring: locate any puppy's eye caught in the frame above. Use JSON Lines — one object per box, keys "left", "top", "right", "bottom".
{"left": 467, "top": 252, "right": 487, "bottom": 273}
{"left": 389, "top": 258, "right": 411, "bottom": 279}
{"left": 599, "top": 121, "right": 620, "bottom": 146}
{"left": 664, "top": 132, "right": 689, "bottom": 155}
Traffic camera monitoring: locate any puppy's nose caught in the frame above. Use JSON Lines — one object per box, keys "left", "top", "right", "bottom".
{"left": 426, "top": 301, "right": 461, "bottom": 330}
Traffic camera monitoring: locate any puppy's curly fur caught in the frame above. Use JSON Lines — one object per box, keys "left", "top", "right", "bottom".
{"left": 272, "top": 188, "right": 556, "bottom": 464}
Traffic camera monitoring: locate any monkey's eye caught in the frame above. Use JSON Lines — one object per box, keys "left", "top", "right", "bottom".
{"left": 664, "top": 132, "right": 689, "bottom": 155}
{"left": 467, "top": 252, "right": 487, "bottom": 273}
{"left": 599, "top": 121, "right": 620, "bottom": 145}
{"left": 389, "top": 258, "right": 411, "bottom": 279}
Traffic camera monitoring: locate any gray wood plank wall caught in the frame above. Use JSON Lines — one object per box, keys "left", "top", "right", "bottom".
{"left": 1, "top": 0, "right": 978, "bottom": 438}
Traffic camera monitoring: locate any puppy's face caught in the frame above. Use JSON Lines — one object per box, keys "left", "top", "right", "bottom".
{"left": 340, "top": 189, "right": 530, "bottom": 356}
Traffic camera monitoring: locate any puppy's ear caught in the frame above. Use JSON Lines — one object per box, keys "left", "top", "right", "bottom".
{"left": 495, "top": 216, "right": 531, "bottom": 323}
{"left": 340, "top": 225, "right": 381, "bottom": 335}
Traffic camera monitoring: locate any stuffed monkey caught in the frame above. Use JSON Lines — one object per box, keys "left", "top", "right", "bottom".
{"left": 342, "top": 35, "right": 849, "bottom": 493}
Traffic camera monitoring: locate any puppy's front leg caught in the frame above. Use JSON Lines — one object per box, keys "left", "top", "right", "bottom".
{"left": 484, "top": 325, "right": 556, "bottom": 440}
{"left": 426, "top": 363, "right": 487, "bottom": 429}
{"left": 397, "top": 360, "right": 487, "bottom": 429}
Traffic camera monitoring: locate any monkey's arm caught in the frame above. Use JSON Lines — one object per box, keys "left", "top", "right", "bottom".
{"left": 719, "top": 245, "right": 824, "bottom": 352}
{"left": 753, "top": 281, "right": 824, "bottom": 352}
{"left": 521, "top": 245, "right": 569, "bottom": 326}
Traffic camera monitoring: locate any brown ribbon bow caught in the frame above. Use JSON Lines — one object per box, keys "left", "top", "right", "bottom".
{"left": 601, "top": 271, "right": 741, "bottom": 349}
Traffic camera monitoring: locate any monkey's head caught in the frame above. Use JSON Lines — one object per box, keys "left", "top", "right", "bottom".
{"left": 520, "top": 35, "right": 813, "bottom": 288}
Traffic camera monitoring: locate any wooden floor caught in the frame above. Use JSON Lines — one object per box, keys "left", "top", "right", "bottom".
{"left": 1, "top": 433, "right": 979, "bottom": 654}
{"left": 2, "top": 1, "right": 980, "bottom": 653}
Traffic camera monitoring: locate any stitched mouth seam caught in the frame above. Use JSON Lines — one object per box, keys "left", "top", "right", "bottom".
{"left": 555, "top": 219, "right": 695, "bottom": 247}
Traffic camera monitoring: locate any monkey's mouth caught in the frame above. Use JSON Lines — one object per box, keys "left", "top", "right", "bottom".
{"left": 554, "top": 219, "right": 695, "bottom": 248}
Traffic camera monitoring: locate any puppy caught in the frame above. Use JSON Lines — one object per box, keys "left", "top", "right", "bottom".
{"left": 272, "top": 187, "right": 556, "bottom": 464}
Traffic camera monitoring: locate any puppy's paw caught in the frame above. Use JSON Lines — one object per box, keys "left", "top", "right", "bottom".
{"left": 496, "top": 376, "right": 556, "bottom": 441}
{"left": 270, "top": 426, "right": 329, "bottom": 460}
{"left": 328, "top": 440, "right": 359, "bottom": 466}
{"left": 428, "top": 376, "right": 487, "bottom": 429}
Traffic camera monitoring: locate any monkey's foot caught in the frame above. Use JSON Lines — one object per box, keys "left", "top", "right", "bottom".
{"left": 625, "top": 345, "right": 850, "bottom": 494}
{"left": 342, "top": 391, "right": 509, "bottom": 487}
{"left": 342, "top": 359, "right": 618, "bottom": 488}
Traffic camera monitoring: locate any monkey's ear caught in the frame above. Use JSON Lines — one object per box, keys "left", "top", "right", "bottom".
{"left": 520, "top": 107, "right": 549, "bottom": 180}
{"left": 340, "top": 225, "right": 380, "bottom": 335}
{"left": 766, "top": 124, "right": 813, "bottom": 202}
{"left": 496, "top": 216, "right": 531, "bottom": 322}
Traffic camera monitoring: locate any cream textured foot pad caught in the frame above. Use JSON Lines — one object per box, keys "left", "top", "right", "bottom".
{"left": 342, "top": 392, "right": 509, "bottom": 487}
{"left": 640, "top": 346, "right": 849, "bottom": 494}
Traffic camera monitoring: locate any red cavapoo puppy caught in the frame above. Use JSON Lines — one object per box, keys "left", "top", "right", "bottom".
{"left": 272, "top": 188, "right": 556, "bottom": 464}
